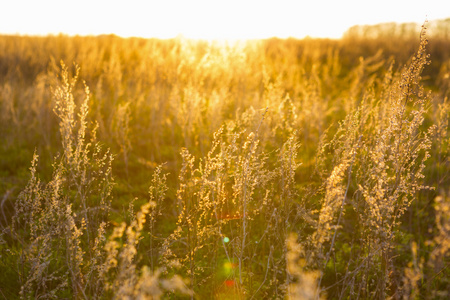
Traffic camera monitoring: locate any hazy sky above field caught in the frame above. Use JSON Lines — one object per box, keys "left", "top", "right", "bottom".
{"left": 1, "top": 0, "right": 449, "bottom": 39}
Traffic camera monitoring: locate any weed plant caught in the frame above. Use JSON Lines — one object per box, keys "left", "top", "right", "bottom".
{"left": 0, "top": 21, "right": 449, "bottom": 299}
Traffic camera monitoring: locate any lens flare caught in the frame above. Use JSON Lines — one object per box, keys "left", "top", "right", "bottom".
{"left": 225, "top": 280, "right": 235, "bottom": 287}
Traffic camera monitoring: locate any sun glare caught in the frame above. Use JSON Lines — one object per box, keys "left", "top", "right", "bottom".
{"left": 1, "top": 0, "right": 450, "bottom": 40}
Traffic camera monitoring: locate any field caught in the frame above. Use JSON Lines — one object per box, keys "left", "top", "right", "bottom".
{"left": 0, "top": 20, "right": 449, "bottom": 299}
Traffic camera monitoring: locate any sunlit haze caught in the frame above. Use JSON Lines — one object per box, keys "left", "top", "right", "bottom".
{"left": 2, "top": 0, "right": 450, "bottom": 40}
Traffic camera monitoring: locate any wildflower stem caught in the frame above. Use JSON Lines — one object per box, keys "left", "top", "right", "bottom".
{"left": 317, "top": 135, "right": 361, "bottom": 297}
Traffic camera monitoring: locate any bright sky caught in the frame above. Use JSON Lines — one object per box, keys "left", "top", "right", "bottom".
{"left": 1, "top": 0, "right": 449, "bottom": 40}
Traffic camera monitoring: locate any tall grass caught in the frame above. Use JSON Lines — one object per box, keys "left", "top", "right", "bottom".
{"left": 0, "top": 20, "right": 449, "bottom": 299}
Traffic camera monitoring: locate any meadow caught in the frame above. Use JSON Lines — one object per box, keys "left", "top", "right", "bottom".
{"left": 0, "top": 20, "right": 449, "bottom": 299}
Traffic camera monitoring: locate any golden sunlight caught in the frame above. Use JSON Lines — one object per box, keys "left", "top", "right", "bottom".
{"left": 2, "top": 0, "right": 450, "bottom": 299}
{"left": 2, "top": 0, "right": 449, "bottom": 39}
